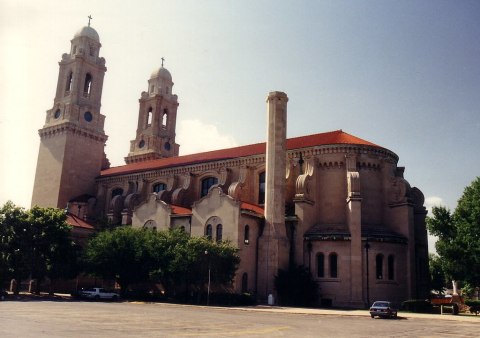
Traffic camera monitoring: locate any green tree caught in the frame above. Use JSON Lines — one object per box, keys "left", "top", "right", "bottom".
{"left": 427, "top": 177, "right": 480, "bottom": 287}
{"left": 0, "top": 202, "right": 80, "bottom": 293}
{"left": 429, "top": 253, "right": 446, "bottom": 294}
{"left": 83, "top": 227, "right": 154, "bottom": 295}
{"left": 83, "top": 227, "right": 240, "bottom": 299}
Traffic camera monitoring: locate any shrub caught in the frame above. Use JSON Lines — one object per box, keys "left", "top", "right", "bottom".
{"left": 465, "top": 300, "right": 480, "bottom": 315}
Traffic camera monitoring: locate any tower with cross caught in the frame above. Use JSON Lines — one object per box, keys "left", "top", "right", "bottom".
{"left": 32, "top": 22, "right": 108, "bottom": 209}
{"left": 125, "top": 59, "right": 180, "bottom": 164}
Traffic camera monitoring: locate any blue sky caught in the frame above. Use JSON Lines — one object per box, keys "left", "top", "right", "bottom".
{"left": 1, "top": 1, "right": 479, "bottom": 250}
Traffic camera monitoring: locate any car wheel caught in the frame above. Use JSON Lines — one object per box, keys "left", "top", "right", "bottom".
{"left": 393, "top": 313, "right": 398, "bottom": 319}
{"left": 112, "top": 295, "right": 118, "bottom": 301}
{"left": 94, "top": 295, "right": 100, "bottom": 300}
{"left": 371, "top": 314, "right": 374, "bottom": 318}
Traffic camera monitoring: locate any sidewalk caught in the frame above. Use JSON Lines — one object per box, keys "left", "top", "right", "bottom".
{"left": 229, "top": 304, "right": 479, "bottom": 323}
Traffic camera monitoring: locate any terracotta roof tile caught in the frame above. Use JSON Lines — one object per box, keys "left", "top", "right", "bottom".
{"left": 66, "top": 213, "right": 95, "bottom": 230}
{"left": 100, "top": 130, "right": 380, "bottom": 178}
{"left": 240, "top": 202, "right": 264, "bottom": 216}
{"left": 170, "top": 205, "right": 192, "bottom": 215}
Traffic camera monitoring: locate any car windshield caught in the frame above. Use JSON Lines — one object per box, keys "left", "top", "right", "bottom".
{"left": 373, "top": 302, "right": 390, "bottom": 307}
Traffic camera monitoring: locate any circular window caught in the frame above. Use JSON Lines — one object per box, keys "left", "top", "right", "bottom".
{"left": 139, "top": 140, "right": 145, "bottom": 148}
{"left": 164, "top": 142, "right": 171, "bottom": 151}
{"left": 54, "top": 109, "right": 61, "bottom": 119}
{"left": 84, "top": 111, "right": 93, "bottom": 122}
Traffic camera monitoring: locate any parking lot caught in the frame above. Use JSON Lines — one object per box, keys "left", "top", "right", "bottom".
{"left": 0, "top": 298, "right": 478, "bottom": 337}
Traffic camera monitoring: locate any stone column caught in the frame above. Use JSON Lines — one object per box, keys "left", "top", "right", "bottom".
{"left": 345, "top": 154, "right": 364, "bottom": 307}
{"left": 258, "top": 91, "right": 290, "bottom": 303}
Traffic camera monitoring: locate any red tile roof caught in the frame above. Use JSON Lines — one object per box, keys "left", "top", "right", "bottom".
{"left": 100, "top": 130, "right": 380, "bottom": 178}
{"left": 240, "top": 202, "right": 264, "bottom": 216}
{"left": 170, "top": 205, "right": 192, "bottom": 215}
{"left": 66, "top": 213, "right": 95, "bottom": 230}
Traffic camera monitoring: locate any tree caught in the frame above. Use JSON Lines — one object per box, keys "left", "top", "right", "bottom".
{"left": 0, "top": 202, "right": 80, "bottom": 293}
{"left": 427, "top": 177, "right": 480, "bottom": 287}
{"left": 429, "top": 253, "right": 446, "bottom": 294}
{"left": 83, "top": 227, "right": 154, "bottom": 295}
{"left": 83, "top": 227, "right": 240, "bottom": 299}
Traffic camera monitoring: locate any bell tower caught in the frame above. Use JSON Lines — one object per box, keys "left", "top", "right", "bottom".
{"left": 31, "top": 21, "right": 108, "bottom": 209}
{"left": 125, "top": 59, "right": 180, "bottom": 164}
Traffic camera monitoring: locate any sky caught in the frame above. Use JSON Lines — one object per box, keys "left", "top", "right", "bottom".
{"left": 1, "top": 1, "right": 479, "bottom": 251}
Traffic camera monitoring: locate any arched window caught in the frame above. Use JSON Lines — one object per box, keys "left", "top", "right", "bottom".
{"left": 317, "top": 253, "right": 325, "bottom": 278}
{"left": 147, "top": 107, "right": 153, "bottom": 126}
{"left": 65, "top": 72, "right": 73, "bottom": 93}
{"left": 241, "top": 273, "right": 248, "bottom": 293}
{"left": 150, "top": 85, "right": 154, "bottom": 94}
{"left": 216, "top": 224, "right": 223, "bottom": 242}
{"left": 162, "top": 109, "right": 168, "bottom": 126}
{"left": 244, "top": 225, "right": 250, "bottom": 245}
{"left": 153, "top": 183, "right": 166, "bottom": 193}
{"left": 84, "top": 73, "right": 92, "bottom": 97}
{"left": 376, "top": 254, "right": 384, "bottom": 279}
{"left": 329, "top": 253, "right": 338, "bottom": 278}
{"left": 111, "top": 188, "right": 123, "bottom": 198}
{"left": 388, "top": 255, "right": 395, "bottom": 280}
{"left": 144, "top": 220, "right": 157, "bottom": 231}
{"left": 205, "top": 224, "right": 212, "bottom": 240}
{"left": 258, "top": 172, "right": 265, "bottom": 204}
{"left": 201, "top": 177, "right": 218, "bottom": 197}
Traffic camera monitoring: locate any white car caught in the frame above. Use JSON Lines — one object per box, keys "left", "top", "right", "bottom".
{"left": 79, "top": 287, "right": 119, "bottom": 300}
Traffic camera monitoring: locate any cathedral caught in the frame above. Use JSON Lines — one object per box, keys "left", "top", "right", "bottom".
{"left": 31, "top": 24, "right": 430, "bottom": 307}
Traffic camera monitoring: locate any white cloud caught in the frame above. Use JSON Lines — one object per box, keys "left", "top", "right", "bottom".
{"left": 177, "top": 119, "right": 238, "bottom": 155}
{"left": 424, "top": 196, "right": 444, "bottom": 214}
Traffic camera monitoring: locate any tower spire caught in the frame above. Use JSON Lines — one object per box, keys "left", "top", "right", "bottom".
{"left": 161, "top": 57, "right": 165, "bottom": 67}
{"left": 88, "top": 15, "right": 92, "bottom": 27}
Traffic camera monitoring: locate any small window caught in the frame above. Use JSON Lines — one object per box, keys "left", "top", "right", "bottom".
{"left": 205, "top": 224, "right": 212, "bottom": 240}
{"left": 329, "top": 253, "right": 338, "bottom": 278}
{"left": 201, "top": 177, "right": 218, "bottom": 197}
{"left": 147, "top": 107, "right": 153, "bottom": 126}
{"left": 388, "top": 255, "right": 394, "bottom": 280}
{"left": 317, "top": 253, "right": 325, "bottom": 278}
{"left": 84, "top": 73, "right": 92, "bottom": 96}
{"left": 162, "top": 109, "right": 168, "bottom": 126}
{"left": 166, "top": 86, "right": 169, "bottom": 94}
{"left": 65, "top": 72, "right": 73, "bottom": 93}
{"left": 216, "top": 224, "right": 223, "bottom": 242}
{"left": 139, "top": 140, "right": 145, "bottom": 148}
{"left": 111, "top": 188, "right": 123, "bottom": 198}
{"left": 54, "top": 109, "right": 61, "bottom": 119}
{"left": 258, "top": 172, "right": 265, "bottom": 204}
{"left": 153, "top": 183, "right": 166, "bottom": 193}
{"left": 150, "top": 85, "right": 154, "bottom": 93}
{"left": 244, "top": 225, "right": 250, "bottom": 245}
{"left": 241, "top": 273, "right": 248, "bottom": 293}
{"left": 376, "top": 254, "right": 384, "bottom": 279}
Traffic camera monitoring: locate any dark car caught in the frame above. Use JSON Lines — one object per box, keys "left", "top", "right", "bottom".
{"left": 370, "top": 301, "right": 398, "bottom": 318}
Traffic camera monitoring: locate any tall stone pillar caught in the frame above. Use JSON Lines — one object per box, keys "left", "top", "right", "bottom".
{"left": 345, "top": 154, "right": 365, "bottom": 307}
{"left": 258, "top": 91, "right": 290, "bottom": 303}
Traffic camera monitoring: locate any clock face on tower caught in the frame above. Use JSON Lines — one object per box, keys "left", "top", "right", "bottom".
{"left": 84, "top": 111, "right": 93, "bottom": 122}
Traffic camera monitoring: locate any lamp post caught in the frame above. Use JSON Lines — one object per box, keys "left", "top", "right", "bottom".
{"left": 205, "top": 250, "right": 211, "bottom": 306}
{"left": 365, "top": 240, "right": 370, "bottom": 307}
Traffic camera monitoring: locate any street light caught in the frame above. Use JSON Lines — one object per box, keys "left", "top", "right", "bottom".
{"left": 365, "top": 241, "right": 370, "bottom": 307}
{"left": 205, "top": 250, "right": 211, "bottom": 306}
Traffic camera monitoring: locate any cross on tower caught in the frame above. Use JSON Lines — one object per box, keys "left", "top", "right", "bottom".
{"left": 88, "top": 15, "right": 92, "bottom": 27}
{"left": 161, "top": 57, "right": 165, "bottom": 67}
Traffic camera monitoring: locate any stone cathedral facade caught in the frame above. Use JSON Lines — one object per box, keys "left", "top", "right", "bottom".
{"left": 32, "top": 25, "right": 430, "bottom": 307}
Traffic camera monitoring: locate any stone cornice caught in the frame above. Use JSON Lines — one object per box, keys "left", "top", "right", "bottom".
{"left": 97, "top": 143, "right": 397, "bottom": 184}
{"left": 38, "top": 122, "right": 108, "bottom": 143}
